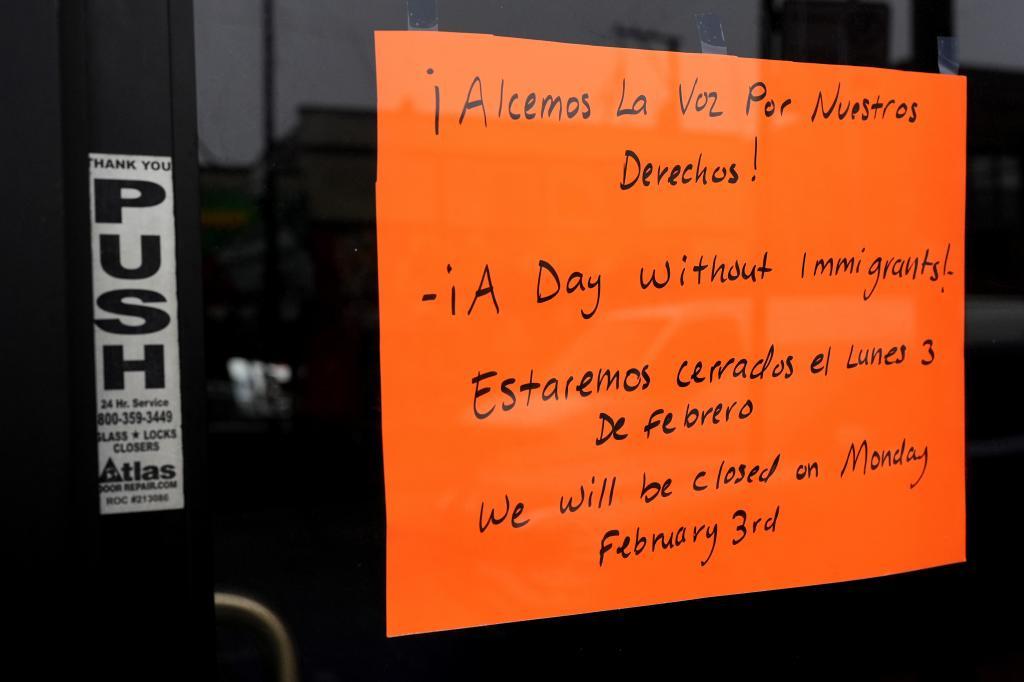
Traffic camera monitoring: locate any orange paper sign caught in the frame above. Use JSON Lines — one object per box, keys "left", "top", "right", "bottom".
{"left": 375, "top": 31, "right": 965, "bottom": 637}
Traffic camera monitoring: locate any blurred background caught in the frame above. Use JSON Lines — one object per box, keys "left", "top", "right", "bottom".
{"left": 194, "top": 2, "right": 1024, "bottom": 679}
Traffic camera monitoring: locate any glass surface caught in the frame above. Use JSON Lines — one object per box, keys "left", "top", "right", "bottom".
{"left": 195, "top": 2, "right": 1024, "bottom": 678}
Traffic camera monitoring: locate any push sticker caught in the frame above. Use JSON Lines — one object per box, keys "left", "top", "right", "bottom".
{"left": 90, "top": 153, "right": 184, "bottom": 514}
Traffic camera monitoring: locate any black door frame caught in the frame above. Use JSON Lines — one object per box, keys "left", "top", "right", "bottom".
{"left": 4, "top": 2, "right": 212, "bottom": 678}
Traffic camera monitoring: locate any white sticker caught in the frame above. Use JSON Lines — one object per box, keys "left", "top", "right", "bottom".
{"left": 90, "top": 153, "right": 184, "bottom": 514}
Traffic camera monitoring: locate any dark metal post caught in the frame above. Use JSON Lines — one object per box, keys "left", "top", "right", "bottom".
{"left": 913, "top": 0, "right": 953, "bottom": 71}
{"left": 262, "top": 0, "right": 281, "bottom": 357}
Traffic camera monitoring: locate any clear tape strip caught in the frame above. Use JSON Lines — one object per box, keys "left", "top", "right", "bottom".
{"left": 695, "top": 13, "right": 727, "bottom": 55}
{"left": 937, "top": 36, "right": 959, "bottom": 75}
{"left": 407, "top": 0, "right": 438, "bottom": 31}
